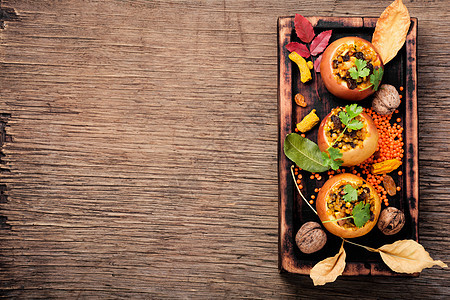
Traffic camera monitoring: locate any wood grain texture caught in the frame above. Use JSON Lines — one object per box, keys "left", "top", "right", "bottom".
{"left": 0, "top": 0, "right": 448, "bottom": 298}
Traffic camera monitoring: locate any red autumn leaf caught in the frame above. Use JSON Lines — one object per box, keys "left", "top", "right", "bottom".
{"left": 286, "top": 42, "right": 311, "bottom": 58}
{"left": 314, "top": 54, "right": 323, "bottom": 72}
{"left": 294, "top": 14, "right": 315, "bottom": 43}
{"left": 310, "top": 30, "right": 332, "bottom": 56}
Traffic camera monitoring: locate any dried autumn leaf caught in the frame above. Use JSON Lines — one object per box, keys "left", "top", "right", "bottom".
{"left": 310, "top": 241, "right": 346, "bottom": 286}
{"left": 372, "top": 0, "right": 411, "bottom": 64}
{"left": 378, "top": 240, "right": 448, "bottom": 273}
{"left": 286, "top": 42, "right": 311, "bottom": 58}
{"left": 314, "top": 54, "right": 323, "bottom": 73}
{"left": 294, "top": 14, "right": 315, "bottom": 43}
{"left": 310, "top": 30, "right": 332, "bottom": 56}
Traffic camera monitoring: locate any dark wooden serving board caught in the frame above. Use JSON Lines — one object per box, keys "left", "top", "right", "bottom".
{"left": 278, "top": 16, "right": 418, "bottom": 276}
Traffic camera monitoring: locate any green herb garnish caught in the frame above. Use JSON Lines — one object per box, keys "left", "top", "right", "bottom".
{"left": 369, "top": 67, "right": 384, "bottom": 91}
{"left": 338, "top": 104, "right": 364, "bottom": 130}
{"left": 343, "top": 184, "right": 358, "bottom": 202}
{"left": 352, "top": 202, "right": 371, "bottom": 228}
{"left": 359, "top": 67, "right": 384, "bottom": 92}
{"left": 348, "top": 59, "right": 370, "bottom": 80}
{"left": 323, "top": 201, "right": 371, "bottom": 228}
{"left": 321, "top": 147, "right": 343, "bottom": 171}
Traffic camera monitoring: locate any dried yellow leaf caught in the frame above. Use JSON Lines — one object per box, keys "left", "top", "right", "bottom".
{"left": 310, "top": 241, "right": 346, "bottom": 286}
{"left": 372, "top": 0, "right": 411, "bottom": 64}
{"left": 378, "top": 240, "right": 448, "bottom": 273}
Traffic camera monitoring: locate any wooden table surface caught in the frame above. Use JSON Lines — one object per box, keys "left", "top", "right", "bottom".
{"left": 0, "top": 0, "right": 448, "bottom": 298}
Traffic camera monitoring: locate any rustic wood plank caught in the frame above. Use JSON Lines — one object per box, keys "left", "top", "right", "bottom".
{"left": 0, "top": 0, "right": 449, "bottom": 298}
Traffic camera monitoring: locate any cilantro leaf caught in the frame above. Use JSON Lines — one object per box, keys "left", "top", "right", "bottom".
{"left": 347, "top": 119, "right": 364, "bottom": 130}
{"left": 348, "top": 67, "right": 359, "bottom": 80}
{"left": 321, "top": 147, "right": 343, "bottom": 170}
{"left": 345, "top": 104, "right": 363, "bottom": 119}
{"left": 342, "top": 184, "right": 357, "bottom": 202}
{"left": 338, "top": 111, "right": 351, "bottom": 126}
{"left": 370, "top": 67, "right": 384, "bottom": 91}
{"left": 354, "top": 59, "right": 367, "bottom": 72}
{"left": 359, "top": 68, "right": 370, "bottom": 78}
{"left": 349, "top": 59, "right": 369, "bottom": 80}
{"left": 352, "top": 202, "right": 371, "bottom": 228}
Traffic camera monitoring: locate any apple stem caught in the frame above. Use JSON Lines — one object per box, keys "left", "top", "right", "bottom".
{"left": 322, "top": 216, "right": 353, "bottom": 223}
{"left": 290, "top": 165, "right": 318, "bottom": 215}
{"left": 342, "top": 238, "right": 379, "bottom": 252}
{"left": 330, "top": 126, "right": 348, "bottom": 148}
{"left": 311, "top": 55, "right": 321, "bottom": 101}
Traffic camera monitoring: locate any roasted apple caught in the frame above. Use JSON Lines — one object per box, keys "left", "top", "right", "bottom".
{"left": 317, "top": 107, "right": 379, "bottom": 167}
{"left": 320, "top": 37, "right": 384, "bottom": 101}
{"left": 316, "top": 173, "right": 381, "bottom": 238}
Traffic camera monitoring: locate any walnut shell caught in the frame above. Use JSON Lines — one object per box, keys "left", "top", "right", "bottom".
{"left": 295, "top": 222, "right": 327, "bottom": 254}
{"left": 372, "top": 84, "right": 401, "bottom": 115}
{"left": 377, "top": 207, "right": 405, "bottom": 235}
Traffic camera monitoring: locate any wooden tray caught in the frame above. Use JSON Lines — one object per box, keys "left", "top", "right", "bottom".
{"left": 278, "top": 16, "right": 418, "bottom": 276}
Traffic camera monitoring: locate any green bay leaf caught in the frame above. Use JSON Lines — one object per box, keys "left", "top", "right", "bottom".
{"left": 284, "top": 133, "right": 329, "bottom": 173}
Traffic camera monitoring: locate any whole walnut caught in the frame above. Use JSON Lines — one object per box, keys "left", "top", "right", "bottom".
{"left": 296, "top": 222, "right": 327, "bottom": 254}
{"left": 377, "top": 207, "right": 405, "bottom": 235}
{"left": 372, "top": 84, "right": 401, "bottom": 115}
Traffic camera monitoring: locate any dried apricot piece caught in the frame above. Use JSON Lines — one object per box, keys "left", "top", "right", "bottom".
{"left": 383, "top": 175, "right": 397, "bottom": 196}
{"left": 294, "top": 93, "right": 307, "bottom": 107}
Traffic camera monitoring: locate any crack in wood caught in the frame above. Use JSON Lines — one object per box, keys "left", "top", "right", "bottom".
{"left": 0, "top": 5, "right": 19, "bottom": 29}
{"left": 0, "top": 113, "right": 11, "bottom": 230}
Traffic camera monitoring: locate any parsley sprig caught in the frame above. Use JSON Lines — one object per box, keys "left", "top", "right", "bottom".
{"left": 321, "top": 104, "right": 364, "bottom": 170}
{"left": 342, "top": 184, "right": 358, "bottom": 202}
{"left": 323, "top": 184, "right": 371, "bottom": 228}
{"left": 368, "top": 67, "right": 384, "bottom": 91}
{"left": 349, "top": 58, "right": 384, "bottom": 92}
{"left": 349, "top": 59, "right": 370, "bottom": 80}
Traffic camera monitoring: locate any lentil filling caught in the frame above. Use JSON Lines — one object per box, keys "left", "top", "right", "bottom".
{"left": 324, "top": 107, "right": 368, "bottom": 152}
{"left": 332, "top": 40, "right": 381, "bottom": 90}
{"left": 326, "top": 181, "right": 377, "bottom": 229}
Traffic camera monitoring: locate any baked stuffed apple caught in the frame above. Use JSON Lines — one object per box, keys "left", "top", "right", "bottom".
{"left": 318, "top": 107, "right": 379, "bottom": 167}
{"left": 320, "top": 37, "right": 384, "bottom": 101}
{"left": 316, "top": 173, "right": 381, "bottom": 238}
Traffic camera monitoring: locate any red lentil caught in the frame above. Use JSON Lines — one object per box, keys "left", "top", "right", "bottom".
{"left": 356, "top": 107, "right": 405, "bottom": 206}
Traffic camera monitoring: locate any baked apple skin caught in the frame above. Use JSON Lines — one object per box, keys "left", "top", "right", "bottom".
{"left": 317, "top": 111, "right": 379, "bottom": 167}
{"left": 316, "top": 173, "right": 381, "bottom": 239}
{"left": 320, "top": 37, "right": 384, "bottom": 101}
